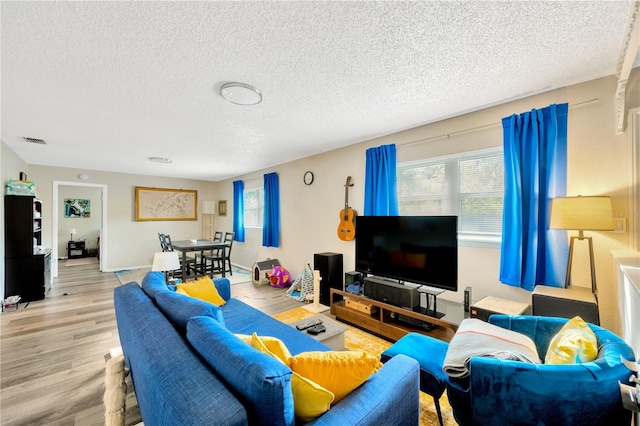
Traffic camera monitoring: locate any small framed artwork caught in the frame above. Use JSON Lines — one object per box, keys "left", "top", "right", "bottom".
{"left": 64, "top": 199, "right": 91, "bottom": 218}
{"left": 218, "top": 200, "right": 227, "bottom": 217}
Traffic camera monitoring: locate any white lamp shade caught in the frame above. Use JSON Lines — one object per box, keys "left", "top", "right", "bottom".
{"left": 550, "top": 196, "right": 614, "bottom": 231}
{"left": 202, "top": 201, "right": 216, "bottom": 215}
{"left": 152, "top": 251, "right": 180, "bottom": 272}
{"left": 69, "top": 228, "right": 77, "bottom": 235}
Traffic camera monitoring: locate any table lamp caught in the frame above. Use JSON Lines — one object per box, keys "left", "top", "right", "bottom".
{"left": 550, "top": 195, "right": 614, "bottom": 292}
{"left": 152, "top": 251, "right": 181, "bottom": 284}
{"left": 69, "top": 228, "right": 77, "bottom": 242}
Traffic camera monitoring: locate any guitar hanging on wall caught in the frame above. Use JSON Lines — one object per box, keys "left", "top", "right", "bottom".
{"left": 337, "top": 176, "right": 356, "bottom": 241}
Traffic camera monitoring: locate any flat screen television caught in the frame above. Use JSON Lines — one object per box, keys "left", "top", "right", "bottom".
{"left": 355, "top": 216, "right": 458, "bottom": 292}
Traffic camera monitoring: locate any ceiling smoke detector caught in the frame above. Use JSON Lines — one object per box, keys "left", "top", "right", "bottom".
{"left": 220, "top": 82, "right": 262, "bottom": 105}
{"left": 22, "top": 137, "right": 46, "bottom": 144}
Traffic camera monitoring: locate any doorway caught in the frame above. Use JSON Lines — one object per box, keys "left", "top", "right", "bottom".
{"left": 52, "top": 181, "right": 107, "bottom": 277}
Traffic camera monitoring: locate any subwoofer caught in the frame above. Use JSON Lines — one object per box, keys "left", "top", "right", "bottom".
{"left": 314, "top": 252, "right": 343, "bottom": 306}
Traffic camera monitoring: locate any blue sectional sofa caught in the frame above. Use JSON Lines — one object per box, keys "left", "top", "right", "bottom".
{"left": 113, "top": 272, "right": 420, "bottom": 425}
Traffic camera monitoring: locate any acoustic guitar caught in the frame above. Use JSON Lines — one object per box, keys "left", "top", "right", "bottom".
{"left": 337, "top": 176, "right": 356, "bottom": 241}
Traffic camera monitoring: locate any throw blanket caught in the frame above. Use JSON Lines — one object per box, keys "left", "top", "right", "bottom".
{"left": 443, "top": 318, "right": 541, "bottom": 378}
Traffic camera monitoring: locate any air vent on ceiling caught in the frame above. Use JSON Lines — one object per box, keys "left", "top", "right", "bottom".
{"left": 22, "top": 137, "right": 46, "bottom": 144}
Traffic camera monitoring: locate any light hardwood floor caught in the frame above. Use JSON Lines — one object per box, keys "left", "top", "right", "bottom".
{"left": 0, "top": 263, "right": 304, "bottom": 425}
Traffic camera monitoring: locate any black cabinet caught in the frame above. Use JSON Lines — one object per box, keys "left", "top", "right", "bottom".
{"left": 67, "top": 241, "right": 87, "bottom": 259}
{"left": 4, "top": 195, "right": 50, "bottom": 302}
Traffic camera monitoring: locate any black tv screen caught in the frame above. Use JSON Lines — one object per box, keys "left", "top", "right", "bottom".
{"left": 355, "top": 216, "right": 458, "bottom": 292}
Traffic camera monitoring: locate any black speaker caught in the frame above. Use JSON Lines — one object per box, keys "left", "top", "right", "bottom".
{"left": 463, "top": 286, "right": 472, "bottom": 312}
{"left": 314, "top": 252, "right": 343, "bottom": 306}
{"left": 363, "top": 277, "right": 420, "bottom": 309}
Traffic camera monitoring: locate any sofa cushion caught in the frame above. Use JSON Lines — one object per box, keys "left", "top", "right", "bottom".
{"left": 545, "top": 316, "right": 597, "bottom": 364}
{"left": 220, "top": 299, "right": 330, "bottom": 354}
{"left": 176, "top": 276, "right": 226, "bottom": 306}
{"left": 187, "top": 316, "right": 295, "bottom": 426}
{"left": 251, "top": 333, "right": 334, "bottom": 422}
{"left": 156, "top": 290, "right": 225, "bottom": 332}
{"left": 140, "top": 271, "right": 170, "bottom": 303}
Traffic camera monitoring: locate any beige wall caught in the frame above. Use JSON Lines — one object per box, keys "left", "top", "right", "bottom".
{"left": 216, "top": 71, "right": 639, "bottom": 331}
{"left": 25, "top": 165, "right": 217, "bottom": 274}
{"left": 2, "top": 71, "right": 638, "bottom": 331}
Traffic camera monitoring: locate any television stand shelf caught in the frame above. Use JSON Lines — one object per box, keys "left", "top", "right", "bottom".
{"left": 330, "top": 288, "right": 467, "bottom": 343}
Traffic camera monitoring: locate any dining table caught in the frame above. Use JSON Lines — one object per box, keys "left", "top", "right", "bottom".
{"left": 170, "top": 239, "right": 230, "bottom": 279}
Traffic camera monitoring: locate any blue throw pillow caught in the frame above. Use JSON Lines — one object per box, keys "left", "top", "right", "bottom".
{"left": 156, "top": 290, "right": 225, "bottom": 332}
{"left": 187, "top": 316, "right": 295, "bottom": 426}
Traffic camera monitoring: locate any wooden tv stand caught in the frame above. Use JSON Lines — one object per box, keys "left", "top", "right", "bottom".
{"left": 330, "top": 288, "right": 466, "bottom": 343}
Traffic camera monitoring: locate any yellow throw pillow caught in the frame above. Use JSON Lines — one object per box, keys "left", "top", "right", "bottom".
{"left": 545, "top": 316, "right": 598, "bottom": 364}
{"left": 289, "top": 350, "right": 383, "bottom": 403}
{"left": 175, "top": 286, "right": 189, "bottom": 296}
{"left": 250, "top": 333, "right": 292, "bottom": 362}
{"left": 251, "top": 333, "right": 334, "bottom": 422}
{"left": 176, "top": 276, "right": 226, "bottom": 306}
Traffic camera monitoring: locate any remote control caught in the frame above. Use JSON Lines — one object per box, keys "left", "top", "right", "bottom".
{"left": 307, "top": 324, "right": 326, "bottom": 335}
{"left": 296, "top": 318, "right": 323, "bottom": 331}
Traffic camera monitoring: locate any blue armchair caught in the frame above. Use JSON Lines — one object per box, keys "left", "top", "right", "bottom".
{"left": 446, "top": 315, "right": 635, "bottom": 426}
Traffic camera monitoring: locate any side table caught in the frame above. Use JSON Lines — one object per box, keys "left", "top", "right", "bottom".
{"left": 67, "top": 241, "right": 87, "bottom": 259}
{"left": 470, "top": 296, "right": 531, "bottom": 322}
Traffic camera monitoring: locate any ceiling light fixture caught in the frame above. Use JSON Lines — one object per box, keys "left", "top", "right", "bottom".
{"left": 220, "top": 82, "right": 262, "bottom": 105}
{"left": 148, "top": 157, "right": 172, "bottom": 164}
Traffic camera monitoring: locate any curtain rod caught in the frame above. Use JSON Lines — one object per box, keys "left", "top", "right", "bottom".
{"left": 398, "top": 98, "right": 600, "bottom": 148}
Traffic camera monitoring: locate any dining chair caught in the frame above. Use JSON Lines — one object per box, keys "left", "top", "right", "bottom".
{"left": 201, "top": 232, "right": 234, "bottom": 277}
{"left": 158, "top": 233, "right": 169, "bottom": 252}
{"left": 162, "top": 234, "right": 196, "bottom": 278}
{"left": 194, "top": 231, "right": 224, "bottom": 276}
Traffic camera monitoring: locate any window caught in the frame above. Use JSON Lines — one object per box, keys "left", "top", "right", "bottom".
{"left": 397, "top": 147, "right": 504, "bottom": 245}
{"left": 244, "top": 187, "right": 264, "bottom": 227}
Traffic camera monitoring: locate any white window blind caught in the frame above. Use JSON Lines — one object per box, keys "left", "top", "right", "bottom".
{"left": 397, "top": 147, "right": 504, "bottom": 244}
{"left": 244, "top": 187, "right": 264, "bottom": 227}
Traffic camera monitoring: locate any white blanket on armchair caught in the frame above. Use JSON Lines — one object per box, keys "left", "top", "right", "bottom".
{"left": 443, "top": 318, "right": 541, "bottom": 378}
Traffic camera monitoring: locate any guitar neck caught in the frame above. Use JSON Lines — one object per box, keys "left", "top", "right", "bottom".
{"left": 343, "top": 187, "right": 349, "bottom": 219}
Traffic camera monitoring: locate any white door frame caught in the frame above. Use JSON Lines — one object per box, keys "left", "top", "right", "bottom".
{"left": 52, "top": 181, "right": 107, "bottom": 277}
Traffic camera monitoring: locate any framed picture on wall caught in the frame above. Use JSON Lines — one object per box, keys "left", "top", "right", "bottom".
{"left": 64, "top": 198, "right": 91, "bottom": 218}
{"left": 218, "top": 200, "right": 227, "bottom": 217}
{"left": 135, "top": 186, "right": 197, "bottom": 221}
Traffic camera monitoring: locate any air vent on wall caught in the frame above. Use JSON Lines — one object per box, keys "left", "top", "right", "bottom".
{"left": 22, "top": 137, "right": 46, "bottom": 144}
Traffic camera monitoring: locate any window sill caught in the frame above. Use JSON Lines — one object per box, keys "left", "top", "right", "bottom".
{"left": 458, "top": 234, "right": 501, "bottom": 249}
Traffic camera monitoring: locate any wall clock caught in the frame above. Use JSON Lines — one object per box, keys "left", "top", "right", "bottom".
{"left": 303, "top": 171, "right": 314, "bottom": 185}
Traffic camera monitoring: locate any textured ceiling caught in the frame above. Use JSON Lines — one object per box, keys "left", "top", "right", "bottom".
{"left": 2, "top": 1, "right": 638, "bottom": 181}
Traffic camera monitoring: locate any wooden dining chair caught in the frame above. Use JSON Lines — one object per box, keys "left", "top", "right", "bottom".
{"left": 200, "top": 231, "right": 234, "bottom": 277}
{"left": 162, "top": 234, "right": 196, "bottom": 278}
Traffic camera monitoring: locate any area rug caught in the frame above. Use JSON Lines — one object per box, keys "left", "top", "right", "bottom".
{"left": 114, "top": 267, "right": 251, "bottom": 286}
{"left": 273, "top": 307, "right": 457, "bottom": 426}
{"left": 65, "top": 257, "right": 99, "bottom": 266}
